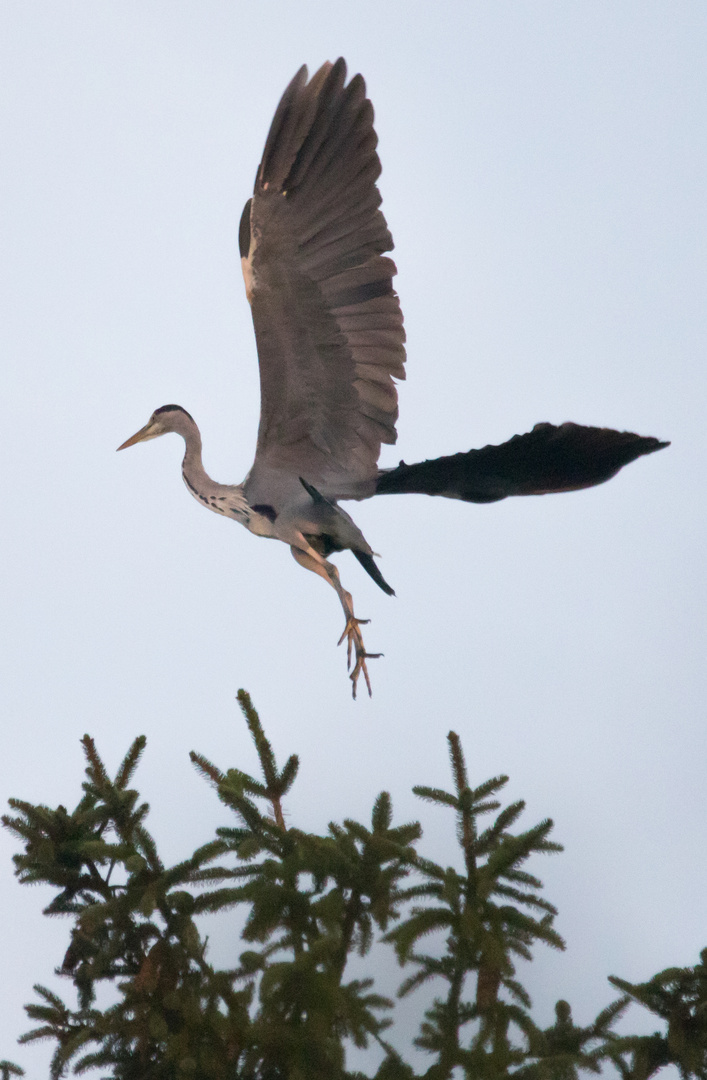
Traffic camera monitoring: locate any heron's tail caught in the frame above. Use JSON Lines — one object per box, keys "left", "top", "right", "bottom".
{"left": 375, "top": 422, "right": 669, "bottom": 504}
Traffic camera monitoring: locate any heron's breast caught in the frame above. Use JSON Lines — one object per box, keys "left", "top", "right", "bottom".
{"left": 246, "top": 507, "right": 278, "bottom": 538}
{"left": 182, "top": 473, "right": 251, "bottom": 525}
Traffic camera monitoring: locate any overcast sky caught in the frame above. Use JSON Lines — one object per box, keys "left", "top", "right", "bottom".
{"left": 1, "top": 3, "right": 705, "bottom": 1075}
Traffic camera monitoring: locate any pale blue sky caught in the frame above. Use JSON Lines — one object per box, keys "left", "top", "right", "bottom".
{"left": 1, "top": 3, "right": 705, "bottom": 1074}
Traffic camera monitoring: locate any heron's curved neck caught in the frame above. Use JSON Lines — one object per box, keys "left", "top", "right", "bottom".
{"left": 179, "top": 417, "right": 208, "bottom": 485}
{"left": 175, "top": 412, "right": 249, "bottom": 521}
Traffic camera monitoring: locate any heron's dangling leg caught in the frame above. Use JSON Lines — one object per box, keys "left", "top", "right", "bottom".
{"left": 290, "top": 546, "right": 381, "bottom": 698}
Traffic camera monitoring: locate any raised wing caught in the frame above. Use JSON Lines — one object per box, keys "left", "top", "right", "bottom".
{"left": 241, "top": 59, "right": 405, "bottom": 508}
{"left": 376, "top": 422, "right": 669, "bottom": 502}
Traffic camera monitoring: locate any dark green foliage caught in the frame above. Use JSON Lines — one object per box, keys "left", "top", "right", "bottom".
{"left": 3, "top": 734, "right": 241, "bottom": 1079}
{"left": 3, "top": 696, "right": 706, "bottom": 1079}
{"left": 0, "top": 1062, "right": 25, "bottom": 1079}
{"left": 386, "top": 733, "right": 565, "bottom": 1079}
{"left": 605, "top": 951, "right": 707, "bottom": 1080}
{"left": 518, "top": 998, "right": 632, "bottom": 1080}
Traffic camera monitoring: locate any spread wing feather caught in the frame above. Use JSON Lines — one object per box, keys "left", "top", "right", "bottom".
{"left": 241, "top": 59, "right": 405, "bottom": 507}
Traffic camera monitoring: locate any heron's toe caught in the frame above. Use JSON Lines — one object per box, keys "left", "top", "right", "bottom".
{"left": 336, "top": 615, "right": 382, "bottom": 698}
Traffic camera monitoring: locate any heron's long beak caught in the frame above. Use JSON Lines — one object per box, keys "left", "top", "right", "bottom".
{"left": 117, "top": 422, "right": 158, "bottom": 451}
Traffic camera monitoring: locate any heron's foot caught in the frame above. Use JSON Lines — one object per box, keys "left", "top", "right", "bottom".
{"left": 337, "top": 616, "right": 382, "bottom": 699}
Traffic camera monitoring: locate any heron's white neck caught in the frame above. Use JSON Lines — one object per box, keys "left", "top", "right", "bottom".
{"left": 176, "top": 413, "right": 250, "bottom": 524}
{"left": 180, "top": 419, "right": 208, "bottom": 484}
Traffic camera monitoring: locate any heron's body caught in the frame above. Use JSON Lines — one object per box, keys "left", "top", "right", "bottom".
{"left": 175, "top": 409, "right": 364, "bottom": 551}
{"left": 119, "top": 59, "right": 667, "bottom": 696}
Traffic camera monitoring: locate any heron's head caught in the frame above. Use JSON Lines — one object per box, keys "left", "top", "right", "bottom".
{"left": 117, "top": 405, "right": 195, "bottom": 451}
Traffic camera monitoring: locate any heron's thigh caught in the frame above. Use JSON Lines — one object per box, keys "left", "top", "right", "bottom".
{"left": 290, "top": 545, "right": 338, "bottom": 587}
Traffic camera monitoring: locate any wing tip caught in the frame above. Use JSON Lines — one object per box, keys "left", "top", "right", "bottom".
{"left": 353, "top": 549, "right": 395, "bottom": 596}
{"left": 258, "top": 57, "right": 373, "bottom": 194}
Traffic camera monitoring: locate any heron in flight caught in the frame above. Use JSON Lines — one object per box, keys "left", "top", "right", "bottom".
{"left": 119, "top": 59, "right": 667, "bottom": 697}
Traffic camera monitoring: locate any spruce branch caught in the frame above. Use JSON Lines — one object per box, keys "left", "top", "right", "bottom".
{"left": 0, "top": 1063, "right": 24, "bottom": 1079}
{"left": 113, "top": 736, "right": 147, "bottom": 790}
{"left": 79, "top": 735, "right": 109, "bottom": 788}
{"left": 188, "top": 750, "right": 225, "bottom": 788}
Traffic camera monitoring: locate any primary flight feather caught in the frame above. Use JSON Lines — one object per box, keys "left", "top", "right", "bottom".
{"left": 119, "top": 59, "right": 668, "bottom": 696}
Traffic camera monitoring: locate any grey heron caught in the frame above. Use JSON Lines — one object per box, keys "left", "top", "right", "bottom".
{"left": 118, "top": 59, "right": 668, "bottom": 697}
